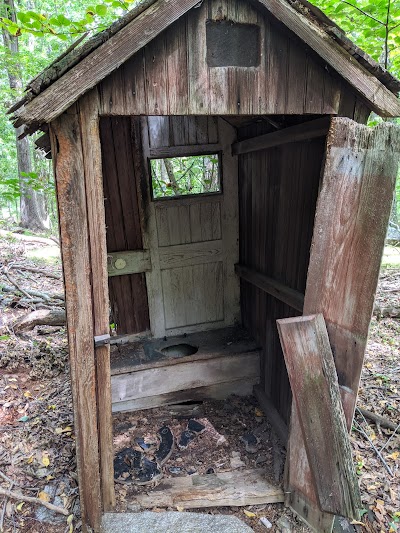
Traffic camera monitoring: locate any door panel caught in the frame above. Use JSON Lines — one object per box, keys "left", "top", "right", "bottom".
{"left": 138, "top": 116, "right": 240, "bottom": 337}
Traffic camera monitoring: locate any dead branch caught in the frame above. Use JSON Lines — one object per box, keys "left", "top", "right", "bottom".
{"left": 353, "top": 421, "right": 393, "bottom": 477}
{"left": 0, "top": 486, "right": 69, "bottom": 516}
{"left": 3, "top": 273, "right": 32, "bottom": 300}
{"left": 2, "top": 309, "right": 66, "bottom": 333}
{"left": 10, "top": 265, "right": 61, "bottom": 280}
{"left": 1, "top": 285, "right": 64, "bottom": 302}
{"left": 357, "top": 407, "right": 397, "bottom": 431}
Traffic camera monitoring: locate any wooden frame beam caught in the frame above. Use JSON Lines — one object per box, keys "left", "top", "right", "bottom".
{"left": 252, "top": 0, "right": 400, "bottom": 117}
{"left": 149, "top": 143, "right": 222, "bottom": 158}
{"left": 235, "top": 264, "right": 304, "bottom": 312}
{"left": 232, "top": 117, "right": 331, "bottom": 155}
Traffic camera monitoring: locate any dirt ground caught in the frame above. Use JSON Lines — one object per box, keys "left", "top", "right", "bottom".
{"left": 0, "top": 231, "right": 399, "bottom": 533}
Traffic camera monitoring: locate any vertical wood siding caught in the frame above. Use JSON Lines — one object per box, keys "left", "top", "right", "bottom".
{"left": 100, "top": 116, "right": 150, "bottom": 334}
{"left": 238, "top": 120, "right": 325, "bottom": 422}
{"left": 98, "top": 0, "right": 366, "bottom": 117}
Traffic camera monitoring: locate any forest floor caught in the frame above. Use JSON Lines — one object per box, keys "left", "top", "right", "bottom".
{"left": 0, "top": 231, "right": 399, "bottom": 533}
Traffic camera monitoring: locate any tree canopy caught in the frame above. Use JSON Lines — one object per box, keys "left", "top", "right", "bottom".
{"left": 0, "top": 0, "right": 400, "bottom": 230}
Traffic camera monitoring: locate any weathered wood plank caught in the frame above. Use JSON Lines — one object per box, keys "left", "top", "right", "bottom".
{"left": 132, "top": 469, "right": 284, "bottom": 509}
{"left": 232, "top": 117, "right": 330, "bottom": 155}
{"left": 107, "top": 250, "right": 151, "bottom": 277}
{"left": 14, "top": 0, "right": 201, "bottom": 124}
{"left": 78, "top": 91, "right": 115, "bottom": 512}
{"left": 286, "top": 118, "right": 400, "bottom": 531}
{"left": 159, "top": 240, "right": 223, "bottom": 269}
{"left": 49, "top": 109, "right": 102, "bottom": 532}
{"left": 253, "top": 0, "right": 400, "bottom": 116}
{"left": 277, "top": 314, "right": 361, "bottom": 519}
{"left": 112, "top": 377, "right": 258, "bottom": 412}
{"left": 112, "top": 351, "right": 260, "bottom": 403}
{"left": 235, "top": 264, "right": 304, "bottom": 312}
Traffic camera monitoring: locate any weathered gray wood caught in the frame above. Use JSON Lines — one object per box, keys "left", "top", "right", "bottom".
{"left": 159, "top": 240, "right": 223, "bottom": 269}
{"left": 49, "top": 108, "right": 102, "bottom": 532}
{"left": 133, "top": 469, "right": 284, "bottom": 509}
{"left": 232, "top": 117, "right": 330, "bottom": 155}
{"left": 253, "top": 0, "right": 400, "bottom": 116}
{"left": 112, "top": 377, "right": 258, "bottom": 412}
{"left": 107, "top": 250, "right": 151, "bottom": 277}
{"left": 13, "top": 0, "right": 201, "bottom": 125}
{"left": 277, "top": 314, "right": 361, "bottom": 519}
{"left": 78, "top": 91, "right": 115, "bottom": 512}
{"left": 235, "top": 264, "right": 304, "bottom": 312}
{"left": 286, "top": 118, "right": 400, "bottom": 532}
{"left": 111, "top": 351, "right": 260, "bottom": 404}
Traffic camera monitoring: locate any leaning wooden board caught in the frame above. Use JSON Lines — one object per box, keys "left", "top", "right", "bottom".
{"left": 285, "top": 118, "right": 400, "bottom": 532}
{"left": 277, "top": 314, "right": 361, "bottom": 519}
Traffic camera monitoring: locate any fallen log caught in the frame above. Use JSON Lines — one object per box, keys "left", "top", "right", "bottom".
{"left": 1, "top": 284, "right": 64, "bottom": 301}
{"left": 0, "top": 229, "right": 58, "bottom": 247}
{"left": 357, "top": 407, "right": 397, "bottom": 431}
{"left": 0, "top": 486, "right": 69, "bottom": 516}
{"left": 11, "top": 265, "right": 61, "bottom": 280}
{"left": 5, "top": 309, "right": 66, "bottom": 333}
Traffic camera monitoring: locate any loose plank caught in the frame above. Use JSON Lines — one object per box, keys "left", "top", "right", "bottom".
{"left": 277, "top": 314, "right": 361, "bottom": 519}
{"left": 133, "top": 469, "right": 284, "bottom": 509}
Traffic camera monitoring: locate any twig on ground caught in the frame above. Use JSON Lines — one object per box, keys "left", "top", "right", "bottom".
{"left": 0, "top": 487, "right": 69, "bottom": 516}
{"left": 0, "top": 480, "right": 13, "bottom": 533}
{"left": 380, "top": 421, "right": 400, "bottom": 453}
{"left": 0, "top": 472, "right": 38, "bottom": 492}
{"left": 10, "top": 265, "right": 61, "bottom": 281}
{"left": 357, "top": 407, "right": 397, "bottom": 431}
{"left": 353, "top": 415, "right": 393, "bottom": 476}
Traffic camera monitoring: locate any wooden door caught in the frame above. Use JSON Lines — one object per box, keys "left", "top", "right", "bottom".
{"left": 138, "top": 116, "right": 240, "bottom": 338}
{"left": 284, "top": 118, "right": 400, "bottom": 532}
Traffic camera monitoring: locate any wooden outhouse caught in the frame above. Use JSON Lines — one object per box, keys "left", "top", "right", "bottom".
{"left": 10, "top": 0, "right": 400, "bottom": 530}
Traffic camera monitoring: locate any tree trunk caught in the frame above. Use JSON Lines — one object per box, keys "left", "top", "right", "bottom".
{"left": 2, "top": 0, "right": 49, "bottom": 232}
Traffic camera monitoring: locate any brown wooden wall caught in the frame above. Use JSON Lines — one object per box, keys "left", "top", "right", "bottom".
{"left": 100, "top": 116, "right": 150, "bottom": 334}
{"left": 97, "top": 0, "right": 368, "bottom": 117}
{"left": 238, "top": 120, "right": 325, "bottom": 422}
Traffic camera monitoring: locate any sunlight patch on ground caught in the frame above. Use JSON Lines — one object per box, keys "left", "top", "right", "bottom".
{"left": 382, "top": 245, "right": 400, "bottom": 267}
{"left": 25, "top": 245, "right": 61, "bottom": 265}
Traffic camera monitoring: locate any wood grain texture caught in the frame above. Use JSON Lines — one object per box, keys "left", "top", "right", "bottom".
{"left": 286, "top": 118, "right": 400, "bottom": 532}
{"left": 97, "top": 0, "right": 359, "bottom": 117}
{"left": 277, "top": 314, "right": 361, "bottom": 519}
{"left": 100, "top": 116, "right": 150, "bottom": 334}
{"left": 49, "top": 110, "right": 102, "bottom": 532}
{"left": 78, "top": 91, "right": 115, "bottom": 512}
{"left": 131, "top": 469, "right": 284, "bottom": 509}
{"left": 14, "top": 0, "right": 201, "bottom": 124}
{"left": 107, "top": 250, "right": 151, "bottom": 277}
{"left": 253, "top": 0, "right": 400, "bottom": 116}
{"left": 111, "top": 351, "right": 260, "bottom": 403}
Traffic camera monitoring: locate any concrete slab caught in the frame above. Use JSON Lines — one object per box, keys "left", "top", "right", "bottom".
{"left": 102, "top": 511, "right": 255, "bottom": 532}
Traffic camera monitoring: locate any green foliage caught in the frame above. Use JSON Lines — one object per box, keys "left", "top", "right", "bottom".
{"left": 151, "top": 154, "right": 220, "bottom": 198}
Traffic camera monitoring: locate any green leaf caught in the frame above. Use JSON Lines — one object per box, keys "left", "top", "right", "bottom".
{"left": 95, "top": 4, "right": 108, "bottom": 16}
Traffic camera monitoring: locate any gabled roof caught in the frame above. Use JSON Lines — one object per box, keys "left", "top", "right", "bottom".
{"left": 9, "top": 0, "right": 400, "bottom": 135}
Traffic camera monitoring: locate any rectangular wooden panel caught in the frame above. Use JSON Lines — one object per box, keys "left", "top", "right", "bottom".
{"left": 162, "top": 262, "right": 224, "bottom": 329}
{"left": 111, "top": 351, "right": 259, "bottom": 403}
{"left": 107, "top": 250, "right": 151, "bottom": 277}
{"left": 277, "top": 314, "right": 361, "bottom": 519}
{"left": 159, "top": 240, "right": 223, "bottom": 269}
